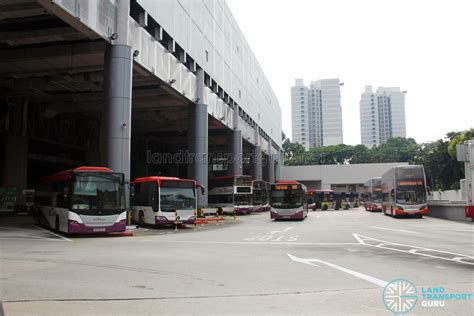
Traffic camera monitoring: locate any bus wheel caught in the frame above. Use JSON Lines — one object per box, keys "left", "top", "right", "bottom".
{"left": 55, "top": 216, "right": 60, "bottom": 231}
{"left": 139, "top": 211, "right": 145, "bottom": 226}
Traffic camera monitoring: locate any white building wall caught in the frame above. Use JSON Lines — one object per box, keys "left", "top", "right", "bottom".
{"left": 137, "top": 0, "right": 282, "bottom": 147}
{"left": 360, "top": 86, "right": 406, "bottom": 147}
{"left": 316, "top": 79, "right": 343, "bottom": 146}
{"left": 291, "top": 79, "right": 310, "bottom": 150}
{"left": 281, "top": 162, "right": 409, "bottom": 189}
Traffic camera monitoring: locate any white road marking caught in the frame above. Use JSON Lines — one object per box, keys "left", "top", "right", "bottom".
{"left": 140, "top": 240, "right": 359, "bottom": 246}
{"left": 34, "top": 226, "right": 72, "bottom": 242}
{"left": 370, "top": 226, "right": 419, "bottom": 234}
{"left": 287, "top": 253, "right": 388, "bottom": 287}
{"left": 353, "top": 233, "right": 474, "bottom": 265}
{"left": 270, "top": 227, "right": 293, "bottom": 234}
{"left": 407, "top": 224, "right": 473, "bottom": 233}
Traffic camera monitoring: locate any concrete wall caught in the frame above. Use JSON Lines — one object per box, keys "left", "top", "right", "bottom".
{"left": 281, "top": 162, "right": 408, "bottom": 190}
{"left": 427, "top": 201, "right": 470, "bottom": 222}
{"left": 428, "top": 190, "right": 465, "bottom": 202}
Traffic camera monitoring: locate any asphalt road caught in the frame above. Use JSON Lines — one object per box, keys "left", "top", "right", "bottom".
{"left": 1, "top": 208, "right": 473, "bottom": 315}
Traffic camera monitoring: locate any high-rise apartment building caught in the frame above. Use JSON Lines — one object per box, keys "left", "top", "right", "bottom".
{"left": 360, "top": 85, "right": 406, "bottom": 148}
{"left": 291, "top": 78, "right": 343, "bottom": 150}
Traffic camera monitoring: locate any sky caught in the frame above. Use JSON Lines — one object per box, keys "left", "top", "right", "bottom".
{"left": 225, "top": 0, "right": 474, "bottom": 145}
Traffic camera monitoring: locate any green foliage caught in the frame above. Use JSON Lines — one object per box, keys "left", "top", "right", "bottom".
{"left": 282, "top": 129, "right": 474, "bottom": 190}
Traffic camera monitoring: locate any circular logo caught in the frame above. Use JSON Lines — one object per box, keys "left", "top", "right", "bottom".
{"left": 382, "top": 279, "right": 418, "bottom": 314}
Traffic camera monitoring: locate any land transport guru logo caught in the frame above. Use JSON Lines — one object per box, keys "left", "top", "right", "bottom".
{"left": 382, "top": 279, "right": 473, "bottom": 314}
{"left": 382, "top": 279, "right": 418, "bottom": 314}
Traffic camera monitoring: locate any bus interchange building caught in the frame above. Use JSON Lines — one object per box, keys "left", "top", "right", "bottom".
{"left": 281, "top": 162, "right": 409, "bottom": 194}
{"left": 0, "top": 0, "right": 283, "bottom": 208}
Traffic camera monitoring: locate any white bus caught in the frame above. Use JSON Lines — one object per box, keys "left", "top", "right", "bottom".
{"left": 270, "top": 180, "right": 308, "bottom": 220}
{"left": 252, "top": 180, "right": 271, "bottom": 212}
{"left": 208, "top": 175, "right": 253, "bottom": 215}
{"left": 132, "top": 176, "right": 200, "bottom": 226}
{"left": 32, "top": 166, "right": 126, "bottom": 234}
{"left": 381, "top": 165, "right": 429, "bottom": 218}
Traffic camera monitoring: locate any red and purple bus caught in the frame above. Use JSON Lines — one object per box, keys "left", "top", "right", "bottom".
{"left": 270, "top": 180, "right": 308, "bottom": 220}
{"left": 381, "top": 165, "right": 429, "bottom": 218}
{"left": 131, "top": 176, "right": 199, "bottom": 226}
{"left": 32, "top": 166, "right": 126, "bottom": 234}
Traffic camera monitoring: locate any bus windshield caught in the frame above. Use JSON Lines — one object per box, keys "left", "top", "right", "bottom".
{"left": 160, "top": 182, "right": 196, "bottom": 211}
{"left": 253, "top": 189, "right": 262, "bottom": 204}
{"left": 322, "top": 192, "right": 334, "bottom": 202}
{"left": 271, "top": 190, "right": 302, "bottom": 209}
{"left": 235, "top": 194, "right": 252, "bottom": 206}
{"left": 373, "top": 191, "right": 382, "bottom": 203}
{"left": 72, "top": 172, "right": 124, "bottom": 214}
{"left": 396, "top": 188, "right": 426, "bottom": 205}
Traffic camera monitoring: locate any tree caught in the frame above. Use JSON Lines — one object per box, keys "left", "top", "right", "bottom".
{"left": 282, "top": 138, "right": 305, "bottom": 160}
{"left": 447, "top": 128, "right": 474, "bottom": 158}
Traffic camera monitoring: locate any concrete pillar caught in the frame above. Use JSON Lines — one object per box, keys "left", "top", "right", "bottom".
{"left": 187, "top": 69, "right": 208, "bottom": 207}
{"left": 228, "top": 104, "right": 242, "bottom": 176}
{"left": 0, "top": 135, "right": 28, "bottom": 205}
{"left": 187, "top": 103, "right": 208, "bottom": 207}
{"left": 267, "top": 142, "right": 275, "bottom": 183}
{"left": 104, "top": 0, "right": 132, "bottom": 207}
{"left": 251, "top": 145, "right": 262, "bottom": 180}
{"left": 228, "top": 130, "right": 243, "bottom": 176}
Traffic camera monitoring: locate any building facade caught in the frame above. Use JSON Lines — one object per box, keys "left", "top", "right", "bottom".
{"left": 291, "top": 78, "right": 343, "bottom": 150}
{"left": 360, "top": 86, "right": 406, "bottom": 148}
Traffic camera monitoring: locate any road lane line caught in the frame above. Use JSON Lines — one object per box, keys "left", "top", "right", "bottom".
{"left": 139, "top": 240, "right": 360, "bottom": 246}
{"left": 287, "top": 253, "right": 388, "bottom": 287}
{"left": 370, "top": 226, "right": 419, "bottom": 234}
{"left": 270, "top": 226, "right": 294, "bottom": 234}
{"left": 353, "top": 233, "right": 474, "bottom": 265}
{"left": 34, "top": 226, "right": 72, "bottom": 241}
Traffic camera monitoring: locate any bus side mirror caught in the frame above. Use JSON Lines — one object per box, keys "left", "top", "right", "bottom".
{"left": 129, "top": 184, "right": 135, "bottom": 196}
{"left": 426, "top": 187, "right": 432, "bottom": 196}
{"left": 197, "top": 184, "right": 205, "bottom": 195}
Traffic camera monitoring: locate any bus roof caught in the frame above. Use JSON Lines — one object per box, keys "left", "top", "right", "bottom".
{"left": 41, "top": 166, "right": 113, "bottom": 184}
{"left": 132, "top": 176, "right": 196, "bottom": 186}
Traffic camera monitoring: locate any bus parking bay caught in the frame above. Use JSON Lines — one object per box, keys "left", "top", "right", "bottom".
{"left": 1, "top": 208, "right": 473, "bottom": 315}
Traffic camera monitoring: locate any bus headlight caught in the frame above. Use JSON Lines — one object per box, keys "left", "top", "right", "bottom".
{"left": 419, "top": 204, "right": 427, "bottom": 210}
{"left": 396, "top": 205, "right": 404, "bottom": 211}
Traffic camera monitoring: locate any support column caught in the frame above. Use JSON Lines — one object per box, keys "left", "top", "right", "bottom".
{"left": 0, "top": 135, "right": 28, "bottom": 206}
{"left": 187, "top": 103, "right": 208, "bottom": 207}
{"left": 228, "top": 104, "right": 242, "bottom": 176}
{"left": 188, "top": 69, "right": 208, "bottom": 207}
{"left": 252, "top": 146, "right": 262, "bottom": 180}
{"left": 267, "top": 142, "right": 275, "bottom": 183}
{"left": 104, "top": 0, "right": 132, "bottom": 208}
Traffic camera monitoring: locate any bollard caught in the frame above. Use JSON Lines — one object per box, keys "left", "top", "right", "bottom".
{"left": 128, "top": 209, "right": 132, "bottom": 225}
{"left": 174, "top": 210, "right": 179, "bottom": 232}
{"left": 233, "top": 209, "right": 236, "bottom": 221}
{"left": 216, "top": 208, "right": 219, "bottom": 226}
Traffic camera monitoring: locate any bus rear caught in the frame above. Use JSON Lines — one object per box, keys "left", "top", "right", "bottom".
{"left": 132, "top": 177, "right": 197, "bottom": 226}
{"left": 270, "top": 181, "right": 308, "bottom": 220}
{"left": 233, "top": 175, "right": 253, "bottom": 214}
{"left": 252, "top": 180, "right": 270, "bottom": 212}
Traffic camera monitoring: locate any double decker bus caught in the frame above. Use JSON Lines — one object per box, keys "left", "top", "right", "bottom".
{"left": 131, "top": 176, "right": 200, "bottom": 226}
{"left": 315, "top": 190, "right": 334, "bottom": 210}
{"left": 381, "top": 165, "right": 429, "bottom": 218}
{"left": 363, "top": 177, "right": 382, "bottom": 212}
{"left": 349, "top": 192, "right": 360, "bottom": 208}
{"left": 270, "top": 180, "right": 308, "bottom": 220}
{"left": 252, "top": 180, "right": 271, "bottom": 212}
{"left": 32, "top": 167, "right": 126, "bottom": 234}
{"left": 208, "top": 175, "right": 253, "bottom": 215}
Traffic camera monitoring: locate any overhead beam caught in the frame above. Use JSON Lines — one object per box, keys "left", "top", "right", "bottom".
{"left": 0, "top": 2, "right": 47, "bottom": 20}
